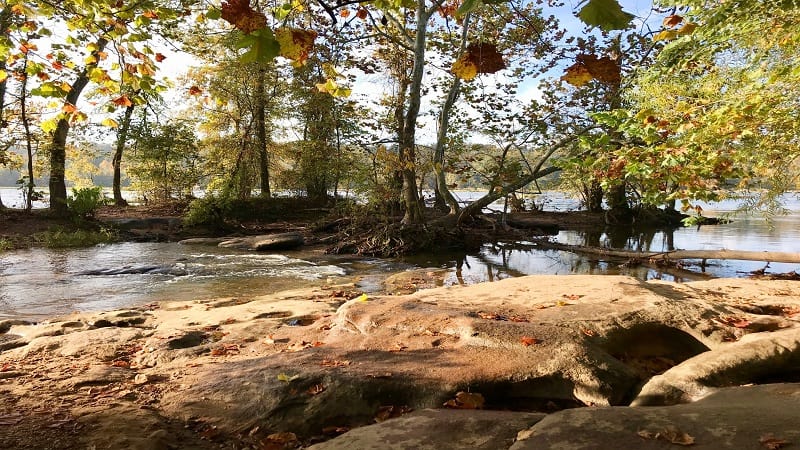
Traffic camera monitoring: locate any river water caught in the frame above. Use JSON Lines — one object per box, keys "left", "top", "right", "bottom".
{"left": 1, "top": 190, "right": 799, "bottom": 321}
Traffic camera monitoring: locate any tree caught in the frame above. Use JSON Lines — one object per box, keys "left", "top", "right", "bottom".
{"left": 128, "top": 115, "right": 201, "bottom": 202}
{"left": 605, "top": 0, "right": 800, "bottom": 214}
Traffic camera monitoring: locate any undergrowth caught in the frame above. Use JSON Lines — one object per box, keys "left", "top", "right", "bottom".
{"left": 33, "top": 227, "right": 118, "bottom": 248}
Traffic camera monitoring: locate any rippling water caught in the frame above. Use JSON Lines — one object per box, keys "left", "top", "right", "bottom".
{"left": 2, "top": 191, "right": 799, "bottom": 321}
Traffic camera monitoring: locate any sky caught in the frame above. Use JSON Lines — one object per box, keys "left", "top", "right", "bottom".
{"left": 153, "top": 0, "right": 664, "bottom": 145}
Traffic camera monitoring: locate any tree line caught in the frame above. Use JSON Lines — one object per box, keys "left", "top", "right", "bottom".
{"left": 0, "top": 0, "right": 797, "bottom": 226}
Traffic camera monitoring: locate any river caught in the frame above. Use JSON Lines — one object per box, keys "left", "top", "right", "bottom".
{"left": 1, "top": 190, "right": 799, "bottom": 321}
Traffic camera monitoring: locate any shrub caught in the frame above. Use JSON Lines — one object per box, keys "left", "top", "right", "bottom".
{"left": 67, "top": 186, "right": 107, "bottom": 220}
{"left": 183, "top": 194, "right": 234, "bottom": 231}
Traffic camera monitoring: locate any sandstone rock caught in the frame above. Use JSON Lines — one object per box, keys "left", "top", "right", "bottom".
{"left": 512, "top": 383, "right": 800, "bottom": 450}
{"left": 309, "top": 409, "right": 546, "bottom": 450}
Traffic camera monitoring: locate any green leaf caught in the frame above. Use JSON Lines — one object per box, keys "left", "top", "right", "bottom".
{"left": 456, "top": 0, "right": 481, "bottom": 17}
{"left": 206, "top": 8, "right": 221, "bottom": 20}
{"left": 578, "top": 0, "right": 634, "bottom": 31}
{"left": 239, "top": 29, "right": 280, "bottom": 63}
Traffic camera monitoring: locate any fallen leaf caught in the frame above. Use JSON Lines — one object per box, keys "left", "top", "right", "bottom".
{"left": 760, "top": 434, "right": 790, "bottom": 449}
{"left": 581, "top": 328, "right": 597, "bottom": 337}
{"left": 637, "top": 426, "right": 695, "bottom": 446}
{"left": 714, "top": 316, "right": 752, "bottom": 328}
{"left": 520, "top": 336, "right": 540, "bottom": 346}
{"left": 277, "top": 373, "right": 300, "bottom": 383}
{"left": 562, "top": 294, "right": 585, "bottom": 301}
{"left": 306, "top": 384, "right": 326, "bottom": 396}
{"left": 322, "top": 426, "right": 350, "bottom": 435}
{"left": 374, "top": 405, "right": 413, "bottom": 422}
{"left": 443, "top": 391, "right": 485, "bottom": 409}
{"left": 111, "top": 359, "right": 130, "bottom": 368}
{"left": 320, "top": 359, "right": 350, "bottom": 368}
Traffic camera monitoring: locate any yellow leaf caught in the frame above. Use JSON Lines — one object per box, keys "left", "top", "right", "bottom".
{"left": 277, "top": 373, "right": 299, "bottom": 383}
{"left": 451, "top": 56, "right": 478, "bottom": 81}
{"left": 101, "top": 118, "right": 119, "bottom": 128}
{"left": 653, "top": 30, "right": 678, "bottom": 42}
{"left": 0, "top": 70, "right": 6, "bottom": 83}
{"left": 41, "top": 118, "right": 59, "bottom": 133}
{"left": 355, "top": 293, "right": 368, "bottom": 302}
{"left": 677, "top": 23, "right": 697, "bottom": 36}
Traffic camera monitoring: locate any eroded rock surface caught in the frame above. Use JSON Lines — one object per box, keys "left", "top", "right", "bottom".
{"left": 1, "top": 275, "right": 799, "bottom": 449}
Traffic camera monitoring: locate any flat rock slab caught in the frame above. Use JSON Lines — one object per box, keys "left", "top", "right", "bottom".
{"left": 310, "top": 409, "right": 546, "bottom": 450}
{"left": 512, "top": 383, "right": 800, "bottom": 449}
{"left": 185, "top": 232, "right": 306, "bottom": 250}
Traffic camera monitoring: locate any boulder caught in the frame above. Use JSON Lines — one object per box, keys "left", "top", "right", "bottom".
{"left": 512, "top": 383, "right": 800, "bottom": 449}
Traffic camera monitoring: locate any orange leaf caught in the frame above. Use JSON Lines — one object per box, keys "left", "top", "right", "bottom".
{"left": 520, "top": 336, "right": 540, "bottom": 346}
{"left": 760, "top": 434, "right": 790, "bottom": 449}
{"left": 112, "top": 95, "right": 133, "bottom": 107}
{"left": 340, "top": 8, "right": 350, "bottom": 17}
{"left": 221, "top": 0, "right": 267, "bottom": 34}
{"left": 188, "top": 85, "right": 203, "bottom": 96}
{"left": 52, "top": 61, "right": 64, "bottom": 70}
{"left": 355, "top": 7, "right": 368, "bottom": 19}
{"left": 62, "top": 103, "right": 78, "bottom": 114}
{"left": 443, "top": 391, "right": 484, "bottom": 409}
{"left": 143, "top": 10, "right": 159, "bottom": 19}
{"left": 306, "top": 384, "right": 326, "bottom": 396}
{"left": 155, "top": 53, "right": 166, "bottom": 62}
{"left": 663, "top": 14, "right": 683, "bottom": 28}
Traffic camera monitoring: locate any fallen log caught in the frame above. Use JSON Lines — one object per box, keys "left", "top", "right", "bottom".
{"left": 534, "top": 240, "right": 800, "bottom": 264}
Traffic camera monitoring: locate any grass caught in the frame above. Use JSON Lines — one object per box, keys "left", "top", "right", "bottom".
{"left": 0, "top": 238, "right": 12, "bottom": 252}
{"left": 32, "top": 227, "right": 118, "bottom": 248}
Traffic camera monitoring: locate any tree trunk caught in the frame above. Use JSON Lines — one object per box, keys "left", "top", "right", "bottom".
{"left": 605, "top": 182, "right": 632, "bottom": 223}
{"left": 49, "top": 37, "right": 108, "bottom": 216}
{"left": 20, "top": 55, "right": 34, "bottom": 212}
{"left": 113, "top": 102, "right": 136, "bottom": 206}
{"left": 533, "top": 241, "right": 800, "bottom": 264}
{"left": 255, "top": 65, "right": 270, "bottom": 197}
{"left": 399, "top": 0, "right": 439, "bottom": 225}
{"left": 432, "top": 14, "right": 470, "bottom": 215}
{"left": 584, "top": 180, "right": 603, "bottom": 212}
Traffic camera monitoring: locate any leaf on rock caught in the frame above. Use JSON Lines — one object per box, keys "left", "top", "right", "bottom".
{"left": 306, "top": 383, "right": 326, "bottom": 396}
{"left": 520, "top": 336, "right": 540, "bottom": 346}
{"left": 637, "top": 426, "right": 695, "bottom": 446}
{"left": 221, "top": 0, "right": 268, "bottom": 34}
{"left": 374, "top": 405, "right": 413, "bottom": 422}
{"left": 451, "top": 42, "right": 505, "bottom": 81}
{"left": 277, "top": 373, "right": 300, "bottom": 383}
{"left": 577, "top": 0, "right": 634, "bottom": 31}
{"left": 275, "top": 27, "right": 317, "bottom": 66}
{"left": 443, "top": 391, "right": 485, "bottom": 409}
{"left": 760, "top": 434, "right": 790, "bottom": 449}
{"left": 261, "top": 432, "right": 299, "bottom": 448}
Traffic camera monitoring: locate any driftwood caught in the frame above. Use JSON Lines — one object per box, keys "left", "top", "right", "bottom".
{"left": 534, "top": 240, "right": 800, "bottom": 264}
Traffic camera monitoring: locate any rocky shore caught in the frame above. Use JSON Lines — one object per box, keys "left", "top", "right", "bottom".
{"left": 2, "top": 274, "right": 800, "bottom": 449}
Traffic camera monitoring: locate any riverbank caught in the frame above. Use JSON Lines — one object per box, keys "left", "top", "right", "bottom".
{"left": 2, "top": 273, "right": 800, "bottom": 449}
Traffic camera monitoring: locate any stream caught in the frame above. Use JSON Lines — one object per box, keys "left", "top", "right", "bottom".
{"left": 1, "top": 192, "right": 799, "bottom": 321}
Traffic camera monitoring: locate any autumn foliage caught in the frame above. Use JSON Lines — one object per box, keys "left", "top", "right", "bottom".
{"left": 221, "top": 0, "right": 267, "bottom": 34}
{"left": 561, "top": 54, "right": 621, "bottom": 87}
{"left": 451, "top": 42, "right": 506, "bottom": 81}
